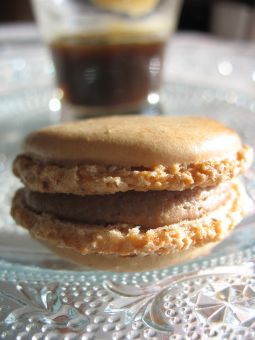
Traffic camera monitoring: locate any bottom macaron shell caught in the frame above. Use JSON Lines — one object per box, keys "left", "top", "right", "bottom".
{"left": 41, "top": 242, "right": 218, "bottom": 272}
{"left": 11, "top": 181, "right": 247, "bottom": 261}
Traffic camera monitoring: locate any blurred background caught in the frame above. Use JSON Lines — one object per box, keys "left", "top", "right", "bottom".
{"left": 1, "top": 0, "right": 255, "bottom": 40}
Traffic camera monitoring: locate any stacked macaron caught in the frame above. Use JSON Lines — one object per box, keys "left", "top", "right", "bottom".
{"left": 11, "top": 116, "right": 253, "bottom": 271}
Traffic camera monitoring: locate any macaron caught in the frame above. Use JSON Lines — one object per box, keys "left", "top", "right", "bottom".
{"left": 11, "top": 115, "right": 253, "bottom": 271}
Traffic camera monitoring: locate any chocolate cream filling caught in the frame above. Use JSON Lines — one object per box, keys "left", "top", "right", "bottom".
{"left": 22, "top": 182, "right": 232, "bottom": 228}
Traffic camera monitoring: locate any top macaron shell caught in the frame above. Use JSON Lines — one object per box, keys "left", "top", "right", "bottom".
{"left": 23, "top": 116, "right": 241, "bottom": 167}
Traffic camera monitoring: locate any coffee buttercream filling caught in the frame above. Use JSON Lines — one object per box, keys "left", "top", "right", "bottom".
{"left": 11, "top": 180, "right": 246, "bottom": 256}
{"left": 22, "top": 182, "right": 231, "bottom": 228}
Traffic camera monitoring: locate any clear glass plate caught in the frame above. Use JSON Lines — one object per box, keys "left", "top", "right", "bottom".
{"left": 1, "top": 52, "right": 255, "bottom": 339}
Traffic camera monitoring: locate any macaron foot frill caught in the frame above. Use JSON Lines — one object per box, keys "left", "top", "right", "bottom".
{"left": 13, "top": 144, "right": 252, "bottom": 195}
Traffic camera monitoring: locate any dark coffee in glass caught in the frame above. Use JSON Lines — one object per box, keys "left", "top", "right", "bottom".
{"left": 32, "top": 0, "right": 182, "bottom": 117}
{"left": 50, "top": 32, "right": 165, "bottom": 115}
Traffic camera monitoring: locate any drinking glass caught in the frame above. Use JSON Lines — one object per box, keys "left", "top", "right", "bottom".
{"left": 32, "top": 0, "right": 183, "bottom": 118}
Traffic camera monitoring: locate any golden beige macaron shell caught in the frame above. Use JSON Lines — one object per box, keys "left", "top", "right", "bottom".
{"left": 13, "top": 116, "right": 253, "bottom": 195}
{"left": 43, "top": 243, "right": 217, "bottom": 272}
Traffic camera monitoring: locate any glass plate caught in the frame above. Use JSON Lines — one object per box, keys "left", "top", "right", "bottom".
{"left": 1, "top": 52, "right": 255, "bottom": 339}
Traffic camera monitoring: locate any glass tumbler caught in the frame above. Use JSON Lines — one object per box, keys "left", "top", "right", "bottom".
{"left": 32, "top": 0, "right": 183, "bottom": 118}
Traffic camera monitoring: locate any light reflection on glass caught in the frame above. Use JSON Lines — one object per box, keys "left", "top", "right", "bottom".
{"left": 251, "top": 71, "right": 255, "bottom": 82}
{"left": 149, "top": 57, "right": 161, "bottom": 76}
{"left": 148, "top": 92, "right": 159, "bottom": 104}
{"left": 84, "top": 67, "right": 97, "bottom": 84}
{"left": 218, "top": 61, "right": 233, "bottom": 76}
{"left": 49, "top": 97, "right": 61, "bottom": 112}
